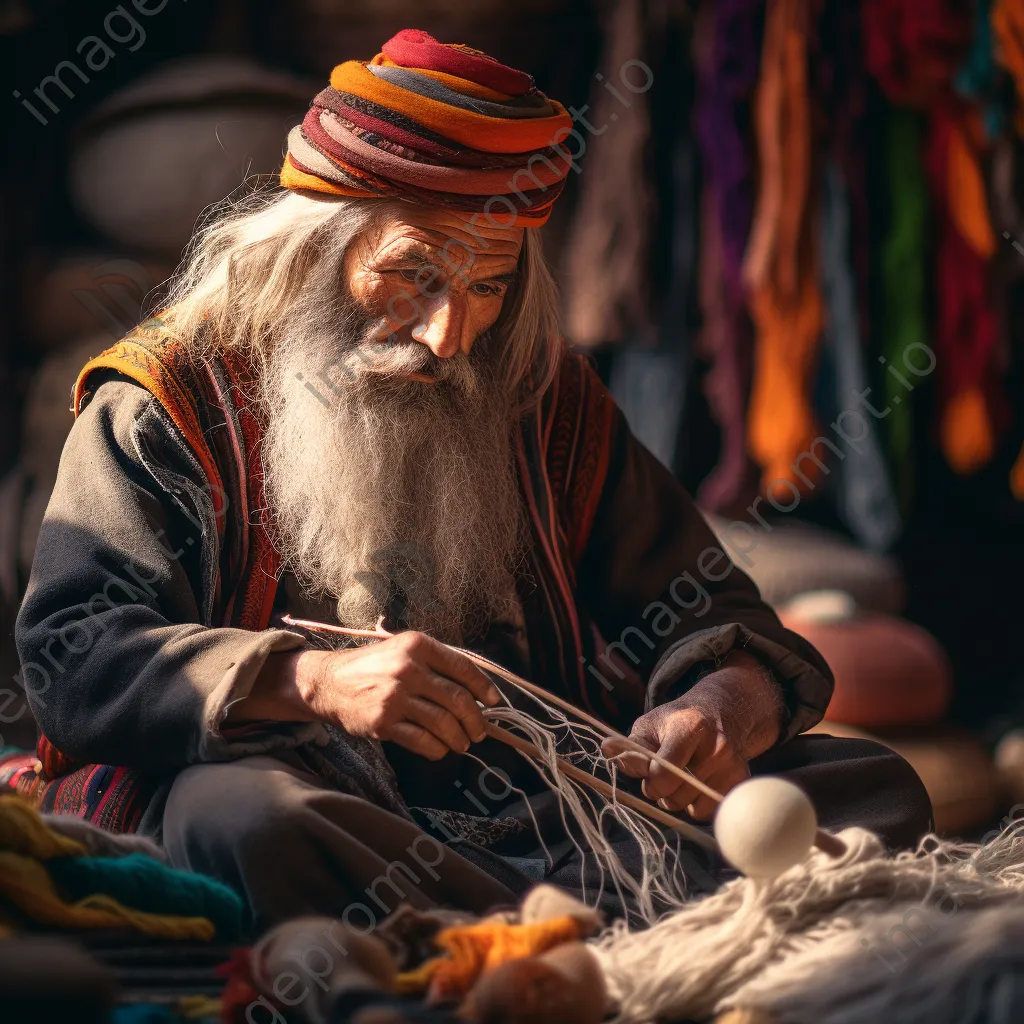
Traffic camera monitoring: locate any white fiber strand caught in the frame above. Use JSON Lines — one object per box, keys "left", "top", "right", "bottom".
{"left": 481, "top": 695, "right": 692, "bottom": 926}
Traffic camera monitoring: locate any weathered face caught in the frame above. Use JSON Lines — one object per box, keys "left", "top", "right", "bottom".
{"left": 343, "top": 205, "right": 525, "bottom": 364}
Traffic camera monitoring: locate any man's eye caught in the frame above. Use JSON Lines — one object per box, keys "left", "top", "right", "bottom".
{"left": 398, "top": 268, "right": 421, "bottom": 282}
{"left": 471, "top": 281, "right": 505, "bottom": 297}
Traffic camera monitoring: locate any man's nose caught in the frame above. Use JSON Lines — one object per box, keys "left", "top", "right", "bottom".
{"left": 411, "top": 298, "right": 467, "bottom": 359}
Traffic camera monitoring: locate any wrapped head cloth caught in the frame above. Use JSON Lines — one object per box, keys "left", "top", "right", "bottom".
{"left": 280, "top": 29, "right": 574, "bottom": 226}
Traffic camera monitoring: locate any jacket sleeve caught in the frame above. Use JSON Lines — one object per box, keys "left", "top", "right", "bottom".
{"left": 15, "top": 377, "right": 325, "bottom": 770}
{"left": 576, "top": 410, "right": 834, "bottom": 740}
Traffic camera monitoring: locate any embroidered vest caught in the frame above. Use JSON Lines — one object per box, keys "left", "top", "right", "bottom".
{"left": 6, "top": 323, "right": 622, "bottom": 831}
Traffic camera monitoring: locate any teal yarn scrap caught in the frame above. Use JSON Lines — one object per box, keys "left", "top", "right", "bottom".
{"left": 110, "top": 1006, "right": 180, "bottom": 1024}
{"left": 110, "top": 1005, "right": 219, "bottom": 1024}
{"left": 48, "top": 853, "right": 245, "bottom": 941}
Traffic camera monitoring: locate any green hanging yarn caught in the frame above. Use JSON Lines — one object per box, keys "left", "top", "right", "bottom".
{"left": 881, "top": 107, "right": 928, "bottom": 514}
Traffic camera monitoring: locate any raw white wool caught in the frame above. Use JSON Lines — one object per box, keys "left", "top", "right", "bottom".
{"left": 592, "top": 824, "right": 1024, "bottom": 1023}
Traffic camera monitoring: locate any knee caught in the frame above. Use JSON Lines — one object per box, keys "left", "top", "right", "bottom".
{"left": 162, "top": 757, "right": 383, "bottom": 933}
{"left": 851, "top": 738, "right": 933, "bottom": 837}
{"left": 163, "top": 757, "right": 315, "bottom": 874}
{"left": 827, "top": 735, "right": 933, "bottom": 846}
{"left": 754, "top": 734, "right": 933, "bottom": 849}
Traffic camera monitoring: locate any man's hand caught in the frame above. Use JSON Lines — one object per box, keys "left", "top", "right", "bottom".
{"left": 234, "top": 632, "right": 501, "bottom": 760}
{"left": 601, "top": 651, "right": 784, "bottom": 820}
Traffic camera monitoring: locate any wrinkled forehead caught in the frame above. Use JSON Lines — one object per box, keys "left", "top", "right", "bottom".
{"left": 367, "top": 204, "right": 524, "bottom": 273}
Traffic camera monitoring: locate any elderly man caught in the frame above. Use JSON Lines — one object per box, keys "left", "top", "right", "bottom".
{"left": 15, "top": 30, "right": 929, "bottom": 930}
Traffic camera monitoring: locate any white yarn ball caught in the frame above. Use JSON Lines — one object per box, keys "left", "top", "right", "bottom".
{"left": 713, "top": 777, "right": 818, "bottom": 878}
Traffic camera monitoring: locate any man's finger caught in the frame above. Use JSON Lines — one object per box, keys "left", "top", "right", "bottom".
{"left": 687, "top": 794, "right": 717, "bottom": 822}
{"left": 421, "top": 637, "right": 501, "bottom": 705}
{"left": 606, "top": 750, "right": 653, "bottom": 779}
{"left": 601, "top": 734, "right": 648, "bottom": 757}
{"left": 405, "top": 695, "right": 473, "bottom": 754}
{"left": 670, "top": 779, "right": 717, "bottom": 818}
{"left": 387, "top": 721, "right": 449, "bottom": 760}
{"left": 686, "top": 762, "right": 749, "bottom": 821}
{"left": 641, "top": 728, "right": 703, "bottom": 802}
{"left": 419, "top": 672, "right": 488, "bottom": 743}
{"left": 602, "top": 728, "right": 659, "bottom": 780}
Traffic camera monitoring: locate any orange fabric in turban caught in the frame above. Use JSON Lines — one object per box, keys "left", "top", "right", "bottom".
{"left": 280, "top": 29, "right": 573, "bottom": 226}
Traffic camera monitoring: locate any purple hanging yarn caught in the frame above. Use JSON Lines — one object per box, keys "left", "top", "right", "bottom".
{"left": 694, "top": 0, "right": 762, "bottom": 301}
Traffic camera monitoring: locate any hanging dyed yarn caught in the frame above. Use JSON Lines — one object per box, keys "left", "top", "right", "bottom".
{"left": 862, "top": 0, "right": 972, "bottom": 108}
{"left": 993, "top": 0, "right": 1024, "bottom": 499}
{"left": 957, "top": 0, "right": 1004, "bottom": 139}
{"left": 926, "top": 103, "right": 1005, "bottom": 477}
{"left": 561, "top": 0, "right": 655, "bottom": 347}
{"left": 865, "top": 0, "right": 1008, "bottom": 481}
{"left": 743, "top": 0, "right": 824, "bottom": 502}
{"left": 994, "top": 0, "right": 1024, "bottom": 134}
{"left": 693, "top": 0, "right": 761, "bottom": 515}
{"left": 877, "top": 108, "right": 927, "bottom": 511}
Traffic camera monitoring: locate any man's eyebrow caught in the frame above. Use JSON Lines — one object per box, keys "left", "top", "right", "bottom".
{"left": 482, "top": 269, "right": 520, "bottom": 286}
{"left": 375, "top": 244, "right": 519, "bottom": 284}
{"left": 375, "top": 246, "right": 438, "bottom": 267}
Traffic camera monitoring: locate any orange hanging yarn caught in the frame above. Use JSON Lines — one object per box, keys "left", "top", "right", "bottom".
{"left": 993, "top": 0, "right": 1024, "bottom": 497}
{"left": 928, "top": 104, "right": 1001, "bottom": 479}
{"left": 1011, "top": 445, "right": 1024, "bottom": 500}
{"left": 941, "top": 385, "right": 995, "bottom": 476}
{"left": 743, "top": 0, "right": 823, "bottom": 497}
{"left": 395, "top": 914, "right": 584, "bottom": 1001}
{"left": 947, "top": 113, "right": 996, "bottom": 259}
{"left": 942, "top": 111, "right": 997, "bottom": 475}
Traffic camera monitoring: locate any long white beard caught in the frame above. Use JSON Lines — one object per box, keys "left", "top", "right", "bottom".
{"left": 258, "top": 308, "right": 524, "bottom": 645}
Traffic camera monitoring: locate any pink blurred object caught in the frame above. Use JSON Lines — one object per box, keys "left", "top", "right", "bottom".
{"left": 780, "top": 599, "right": 953, "bottom": 728}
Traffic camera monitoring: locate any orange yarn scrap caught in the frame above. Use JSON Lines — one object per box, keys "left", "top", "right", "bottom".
{"left": 395, "top": 914, "right": 584, "bottom": 1001}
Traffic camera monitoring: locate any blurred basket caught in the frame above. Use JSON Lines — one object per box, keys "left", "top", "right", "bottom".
{"left": 69, "top": 57, "right": 313, "bottom": 256}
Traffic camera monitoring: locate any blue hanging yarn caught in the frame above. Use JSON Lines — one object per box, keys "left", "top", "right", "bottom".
{"left": 955, "top": 0, "right": 1005, "bottom": 139}
{"left": 48, "top": 853, "right": 245, "bottom": 942}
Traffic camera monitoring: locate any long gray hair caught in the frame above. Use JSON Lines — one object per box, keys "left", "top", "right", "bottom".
{"left": 158, "top": 189, "right": 563, "bottom": 408}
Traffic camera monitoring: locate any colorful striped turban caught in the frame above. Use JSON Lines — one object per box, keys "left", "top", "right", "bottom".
{"left": 280, "top": 29, "right": 574, "bottom": 227}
